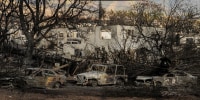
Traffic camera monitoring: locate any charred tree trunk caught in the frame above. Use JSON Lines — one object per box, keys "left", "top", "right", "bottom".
{"left": 24, "top": 32, "right": 34, "bottom": 65}
{"left": 19, "top": 1, "right": 33, "bottom": 65}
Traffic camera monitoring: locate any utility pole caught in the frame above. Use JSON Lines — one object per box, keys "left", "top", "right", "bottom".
{"left": 163, "top": 0, "right": 166, "bottom": 11}
{"left": 99, "top": 0, "right": 103, "bottom": 26}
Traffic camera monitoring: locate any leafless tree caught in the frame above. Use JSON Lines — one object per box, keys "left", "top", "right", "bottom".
{"left": 124, "top": 1, "right": 197, "bottom": 58}
{"left": 106, "top": 1, "right": 165, "bottom": 65}
{"left": 158, "top": 0, "right": 200, "bottom": 66}
{"left": 17, "top": 0, "right": 95, "bottom": 65}
{"left": 106, "top": 0, "right": 200, "bottom": 75}
{"left": 0, "top": 0, "right": 19, "bottom": 46}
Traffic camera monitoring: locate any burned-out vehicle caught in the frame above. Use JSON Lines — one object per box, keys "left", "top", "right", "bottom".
{"left": 134, "top": 76, "right": 153, "bottom": 88}
{"left": 0, "top": 77, "right": 16, "bottom": 88}
{"left": 153, "top": 70, "right": 197, "bottom": 87}
{"left": 76, "top": 64, "right": 128, "bottom": 86}
{"left": 23, "top": 68, "right": 67, "bottom": 89}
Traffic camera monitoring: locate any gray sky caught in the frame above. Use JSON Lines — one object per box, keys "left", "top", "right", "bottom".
{"left": 98, "top": 0, "right": 200, "bottom": 11}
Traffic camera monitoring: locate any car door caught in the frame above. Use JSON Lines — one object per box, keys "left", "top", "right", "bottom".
{"left": 43, "top": 70, "right": 57, "bottom": 87}
{"left": 32, "top": 70, "right": 46, "bottom": 88}
{"left": 174, "top": 71, "right": 187, "bottom": 85}
{"left": 105, "top": 66, "right": 116, "bottom": 84}
{"left": 164, "top": 73, "right": 176, "bottom": 86}
{"left": 26, "top": 71, "right": 45, "bottom": 87}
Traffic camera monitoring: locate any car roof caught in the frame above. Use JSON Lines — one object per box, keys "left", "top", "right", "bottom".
{"left": 92, "top": 64, "right": 124, "bottom": 67}
{"left": 26, "top": 68, "right": 41, "bottom": 70}
{"left": 169, "top": 70, "right": 188, "bottom": 74}
{"left": 136, "top": 76, "right": 153, "bottom": 80}
{"left": 25, "top": 68, "right": 53, "bottom": 71}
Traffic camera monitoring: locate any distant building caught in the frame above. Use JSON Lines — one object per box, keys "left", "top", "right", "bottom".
{"left": 179, "top": 33, "right": 200, "bottom": 46}
{"left": 9, "top": 30, "right": 27, "bottom": 47}
{"left": 9, "top": 25, "right": 166, "bottom": 60}
{"left": 84, "top": 25, "right": 165, "bottom": 52}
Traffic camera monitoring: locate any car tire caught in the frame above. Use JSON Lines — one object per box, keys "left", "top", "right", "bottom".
{"left": 53, "top": 82, "right": 61, "bottom": 89}
{"left": 186, "top": 82, "right": 193, "bottom": 88}
{"left": 155, "top": 81, "right": 162, "bottom": 87}
{"left": 89, "top": 80, "right": 98, "bottom": 87}
{"left": 116, "top": 79, "right": 124, "bottom": 86}
{"left": 18, "top": 80, "right": 28, "bottom": 89}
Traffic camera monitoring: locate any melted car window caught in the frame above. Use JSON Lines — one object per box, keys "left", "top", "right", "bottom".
{"left": 145, "top": 79, "right": 153, "bottom": 83}
{"left": 91, "top": 65, "right": 106, "bottom": 72}
{"left": 106, "top": 66, "right": 115, "bottom": 74}
{"left": 166, "top": 73, "right": 174, "bottom": 77}
{"left": 136, "top": 80, "right": 144, "bottom": 83}
{"left": 35, "top": 71, "right": 43, "bottom": 76}
{"left": 25, "top": 70, "right": 34, "bottom": 76}
{"left": 44, "top": 70, "right": 55, "bottom": 76}
{"left": 175, "top": 71, "right": 187, "bottom": 76}
{"left": 116, "top": 66, "right": 124, "bottom": 75}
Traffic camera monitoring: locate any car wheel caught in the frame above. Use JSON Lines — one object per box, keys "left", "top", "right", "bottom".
{"left": 89, "top": 80, "right": 98, "bottom": 87}
{"left": 18, "top": 80, "right": 28, "bottom": 89}
{"left": 53, "top": 82, "right": 61, "bottom": 89}
{"left": 186, "top": 82, "right": 193, "bottom": 88}
{"left": 156, "top": 81, "right": 162, "bottom": 87}
{"left": 116, "top": 79, "right": 124, "bottom": 86}
{"left": 17, "top": 81, "right": 29, "bottom": 91}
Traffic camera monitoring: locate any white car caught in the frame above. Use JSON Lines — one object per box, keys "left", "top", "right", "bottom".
{"left": 76, "top": 64, "right": 128, "bottom": 86}
{"left": 153, "top": 70, "right": 198, "bottom": 87}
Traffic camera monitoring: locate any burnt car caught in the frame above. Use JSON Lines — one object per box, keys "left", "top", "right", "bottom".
{"left": 23, "top": 68, "right": 67, "bottom": 89}
{"left": 0, "top": 77, "right": 16, "bottom": 88}
{"left": 153, "top": 70, "right": 198, "bottom": 87}
{"left": 76, "top": 64, "right": 128, "bottom": 86}
{"left": 134, "top": 76, "right": 153, "bottom": 88}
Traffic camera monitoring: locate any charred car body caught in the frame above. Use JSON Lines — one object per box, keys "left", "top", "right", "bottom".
{"left": 134, "top": 76, "right": 154, "bottom": 88}
{"left": 23, "top": 68, "right": 67, "bottom": 89}
{"left": 76, "top": 64, "right": 128, "bottom": 86}
{"left": 153, "top": 70, "right": 197, "bottom": 87}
